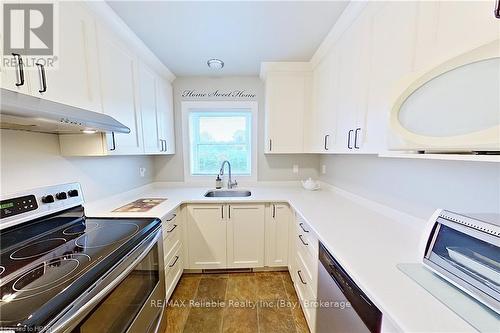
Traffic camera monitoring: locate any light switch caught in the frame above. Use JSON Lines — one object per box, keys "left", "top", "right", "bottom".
{"left": 321, "top": 165, "right": 326, "bottom": 174}
{"left": 139, "top": 167, "right": 146, "bottom": 177}
{"left": 293, "top": 165, "right": 299, "bottom": 174}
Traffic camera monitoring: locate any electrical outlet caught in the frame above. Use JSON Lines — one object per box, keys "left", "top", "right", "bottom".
{"left": 321, "top": 165, "right": 326, "bottom": 174}
{"left": 293, "top": 165, "right": 299, "bottom": 174}
{"left": 139, "top": 167, "right": 146, "bottom": 177}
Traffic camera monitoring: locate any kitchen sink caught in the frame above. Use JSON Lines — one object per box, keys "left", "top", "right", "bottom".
{"left": 204, "top": 190, "right": 252, "bottom": 197}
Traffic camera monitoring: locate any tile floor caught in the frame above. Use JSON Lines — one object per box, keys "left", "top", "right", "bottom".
{"left": 163, "top": 271, "right": 310, "bottom": 333}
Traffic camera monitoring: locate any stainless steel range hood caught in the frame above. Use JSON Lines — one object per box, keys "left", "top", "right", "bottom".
{"left": 0, "top": 89, "right": 130, "bottom": 134}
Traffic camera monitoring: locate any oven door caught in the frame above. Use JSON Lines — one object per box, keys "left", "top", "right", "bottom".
{"left": 48, "top": 228, "right": 166, "bottom": 333}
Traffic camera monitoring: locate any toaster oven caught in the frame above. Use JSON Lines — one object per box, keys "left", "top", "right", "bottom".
{"left": 422, "top": 210, "right": 499, "bottom": 314}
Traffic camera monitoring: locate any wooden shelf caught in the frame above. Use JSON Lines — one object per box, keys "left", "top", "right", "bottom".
{"left": 378, "top": 152, "right": 500, "bottom": 163}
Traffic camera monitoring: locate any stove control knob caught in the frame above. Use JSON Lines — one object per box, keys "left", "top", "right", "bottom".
{"left": 55, "top": 192, "right": 68, "bottom": 200}
{"left": 67, "top": 189, "right": 79, "bottom": 197}
{"left": 42, "top": 195, "right": 55, "bottom": 203}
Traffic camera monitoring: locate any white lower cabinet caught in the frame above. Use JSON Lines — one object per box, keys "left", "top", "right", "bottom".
{"left": 186, "top": 203, "right": 267, "bottom": 270}
{"left": 163, "top": 211, "right": 183, "bottom": 300}
{"left": 291, "top": 212, "right": 319, "bottom": 333}
{"left": 227, "top": 204, "right": 265, "bottom": 268}
{"left": 265, "top": 203, "right": 290, "bottom": 267}
{"left": 186, "top": 204, "right": 227, "bottom": 269}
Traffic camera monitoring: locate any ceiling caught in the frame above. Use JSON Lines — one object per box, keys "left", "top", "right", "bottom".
{"left": 107, "top": 1, "right": 348, "bottom": 76}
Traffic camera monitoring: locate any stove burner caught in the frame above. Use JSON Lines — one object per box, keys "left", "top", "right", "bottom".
{"left": 75, "top": 223, "right": 140, "bottom": 248}
{"left": 10, "top": 238, "right": 67, "bottom": 260}
{"left": 0, "top": 266, "right": 4, "bottom": 276}
{"left": 1, "top": 254, "right": 91, "bottom": 302}
{"left": 13, "top": 258, "right": 80, "bottom": 292}
{"left": 63, "top": 221, "right": 99, "bottom": 235}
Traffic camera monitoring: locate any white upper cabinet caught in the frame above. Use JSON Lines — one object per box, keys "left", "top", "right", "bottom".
{"left": 139, "top": 63, "right": 161, "bottom": 154}
{"left": 97, "top": 25, "right": 143, "bottom": 155}
{"left": 156, "top": 78, "right": 175, "bottom": 154}
{"left": 363, "top": 2, "right": 418, "bottom": 153}
{"left": 414, "top": 1, "right": 500, "bottom": 72}
{"left": 0, "top": 2, "right": 101, "bottom": 111}
{"left": 262, "top": 64, "right": 312, "bottom": 153}
{"left": 308, "top": 49, "right": 337, "bottom": 153}
{"left": 29, "top": 2, "right": 101, "bottom": 113}
{"left": 333, "top": 9, "right": 372, "bottom": 153}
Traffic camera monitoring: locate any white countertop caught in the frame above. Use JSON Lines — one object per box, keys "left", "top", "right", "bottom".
{"left": 85, "top": 182, "right": 476, "bottom": 333}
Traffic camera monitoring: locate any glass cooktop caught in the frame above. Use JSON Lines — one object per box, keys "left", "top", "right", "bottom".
{"left": 0, "top": 205, "right": 160, "bottom": 331}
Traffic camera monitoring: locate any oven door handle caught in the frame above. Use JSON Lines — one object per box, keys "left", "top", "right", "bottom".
{"left": 48, "top": 228, "right": 161, "bottom": 333}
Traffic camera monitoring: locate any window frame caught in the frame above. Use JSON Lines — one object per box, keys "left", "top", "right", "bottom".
{"left": 181, "top": 101, "right": 258, "bottom": 184}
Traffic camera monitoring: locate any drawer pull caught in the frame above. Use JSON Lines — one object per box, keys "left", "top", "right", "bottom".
{"left": 297, "top": 270, "right": 307, "bottom": 285}
{"left": 299, "top": 234, "right": 309, "bottom": 246}
{"left": 168, "top": 255, "right": 179, "bottom": 267}
{"left": 166, "top": 224, "right": 178, "bottom": 233}
{"left": 299, "top": 223, "right": 309, "bottom": 233}
{"left": 166, "top": 213, "right": 177, "bottom": 221}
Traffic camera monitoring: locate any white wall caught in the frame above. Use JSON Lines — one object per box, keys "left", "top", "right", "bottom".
{"left": 0, "top": 130, "right": 154, "bottom": 202}
{"left": 154, "top": 76, "right": 320, "bottom": 182}
{"left": 319, "top": 155, "right": 500, "bottom": 219}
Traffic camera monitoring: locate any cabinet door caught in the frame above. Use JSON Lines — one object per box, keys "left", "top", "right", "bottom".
{"left": 414, "top": 1, "right": 500, "bottom": 72}
{"left": 156, "top": 78, "right": 175, "bottom": 154}
{"left": 309, "top": 51, "right": 337, "bottom": 153}
{"left": 97, "top": 25, "right": 143, "bottom": 154}
{"left": 186, "top": 204, "right": 226, "bottom": 269}
{"left": 138, "top": 63, "right": 161, "bottom": 154}
{"left": 0, "top": 1, "right": 32, "bottom": 95}
{"left": 334, "top": 29, "right": 358, "bottom": 153}
{"left": 29, "top": 2, "right": 101, "bottom": 112}
{"left": 265, "top": 203, "right": 290, "bottom": 267}
{"left": 265, "top": 72, "right": 309, "bottom": 153}
{"left": 363, "top": 2, "right": 418, "bottom": 153}
{"left": 227, "top": 204, "right": 265, "bottom": 268}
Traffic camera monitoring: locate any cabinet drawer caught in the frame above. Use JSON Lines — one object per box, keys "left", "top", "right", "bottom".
{"left": 165, "top": 243, "right": 183, "bottom": 299}
{"left": 296, "top": 218, "right": 318, "bottom": 266}
{"left": 163, "top": 212, "right": 180, "bottom": 261}
{"left": 294, "top": 250, "right": 317, "bottom": 330}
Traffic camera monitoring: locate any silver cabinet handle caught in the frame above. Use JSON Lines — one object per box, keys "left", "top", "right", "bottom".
{"left": 168, "top": 255, "right": 179, "bottom": 267}
{"left": 36, "top": 62, "right": 47, "bottom": 93}
{"left": 228, "top": 205, "right": 231, "bottom": 219}
{"left": 299, "top": 234, "right": 308, "bottom": 246}
{"left": 347, "top": 130, "right": 354, "bottom": 149}
{"left": 299, "top": 223, "right": 309, "bottom": 233}
{"left": 324, "top": 134, "right": 330, "bottom": 150}
{"left": 354, "top": 128, "right": 361, "bottom": 149}
{"left": 496, "top": 0, "right": 500, "bottom": 18}
{"left": 297, "top": 270, "right": 307, "bottom": 285}
{"left": 272, "top": 204, "right": 276, "bottom": 218}
{"left": 165, "top": 213, "right": 176, "bottom": 221}
{"left": 269, "top": 139, "right": 272, "bottom": 151}
{"left": 12, "top": 53, "right": 25, "bottom": 86}
{"left": 221, "top": 205, "right": 224, "bottom": 219}
{"left": 166, "top": 224, "right": 178, "bottom": 233}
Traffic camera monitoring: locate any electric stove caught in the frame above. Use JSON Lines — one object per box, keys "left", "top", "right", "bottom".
{"left": 0, "top": 183, "right": 164, "bottom": 332}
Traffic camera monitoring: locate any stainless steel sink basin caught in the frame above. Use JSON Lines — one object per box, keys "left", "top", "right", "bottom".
{"left": 204, "top": 190, "right": 252, "bottom": 197}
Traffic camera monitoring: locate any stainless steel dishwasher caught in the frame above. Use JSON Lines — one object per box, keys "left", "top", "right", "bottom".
{"left": 317, "top": 242, "right": 382, "bottom": 333}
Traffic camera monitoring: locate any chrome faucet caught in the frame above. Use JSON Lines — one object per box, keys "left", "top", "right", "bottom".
{"left": 219, "top": 160, "right": 237, "bottom": 189}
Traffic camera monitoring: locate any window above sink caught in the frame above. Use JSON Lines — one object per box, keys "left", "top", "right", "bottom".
{"left": 181, "top": 101, "right": 258, "bottom": 183}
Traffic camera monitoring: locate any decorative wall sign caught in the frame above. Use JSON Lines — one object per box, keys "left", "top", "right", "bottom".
{"left": 181, "top": 89, "right": 256, "bottom": 99}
